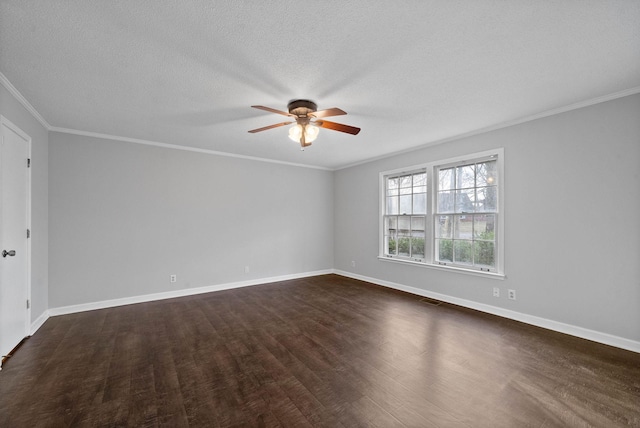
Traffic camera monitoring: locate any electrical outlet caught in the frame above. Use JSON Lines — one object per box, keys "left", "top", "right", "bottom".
{"left": 508, "top": 289, "right": 516, "bottom": 300}
{"left": 170, "top": 274, "right": 177, "bottom": 283}
{"left": 351, "top": 260, "right": 356, "bottom": 267}
{"left": 493, "top": 287, "right": 500, "bottom": 298}
{"left": 244, "top": 266, "right": 250, "bottom": 274}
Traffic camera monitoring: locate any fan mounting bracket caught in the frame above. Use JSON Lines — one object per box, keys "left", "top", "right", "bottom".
{"left": 288, "top": 99, "right": 317, "bottom": 118}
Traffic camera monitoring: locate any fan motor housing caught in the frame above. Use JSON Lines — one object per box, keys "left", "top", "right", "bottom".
{"left": 288, "top": 99, "right": 317, "bottom": 117}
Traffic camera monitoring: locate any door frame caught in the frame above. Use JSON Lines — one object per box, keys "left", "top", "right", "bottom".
{"left": 0, "top": 115, "right": 32, "bottom": 341}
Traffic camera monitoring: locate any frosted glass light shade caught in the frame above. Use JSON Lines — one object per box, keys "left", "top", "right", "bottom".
{"left": 288, "top": 124, "right": 302, "bottom": 142}
{"left": 288, "top": 124, "right": 320, "bottom": 143}
{"left": 305, "top": 124, "right": 319, "bottom": 142}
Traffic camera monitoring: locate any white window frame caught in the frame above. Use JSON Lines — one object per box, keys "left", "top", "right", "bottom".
{"left": 382, "top": 169, "right": 427, "bottom": 263}
{"left": 378, "top": 148, "right": 505, "bottom": 278}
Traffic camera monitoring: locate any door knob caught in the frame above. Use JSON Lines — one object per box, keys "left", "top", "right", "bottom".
{"left": 2, "top": 250, "right": 16, "bottom": 257}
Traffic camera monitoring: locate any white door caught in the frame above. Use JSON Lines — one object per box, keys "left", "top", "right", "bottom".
{"left": 0, "top": 116, "right": 31, "bottom": 365}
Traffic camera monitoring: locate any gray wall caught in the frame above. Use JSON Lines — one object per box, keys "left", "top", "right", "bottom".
{"left": 0, "top": 83, "right": 49, "bottom": 325}
{"left": 334, "top": 94, "right": 640, "bottom": 343}
{"left": 49, "top": 133, "right": 334, "bottom": 307}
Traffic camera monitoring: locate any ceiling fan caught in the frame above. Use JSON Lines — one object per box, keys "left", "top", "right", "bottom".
{"left": 248, "top": 99, "right": 360, "bottom": 148}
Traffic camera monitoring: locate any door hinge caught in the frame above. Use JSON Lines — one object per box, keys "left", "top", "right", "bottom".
{"left": 27, "top": 229, "right": 31, "bottom": 239}
{"left": 27, "top": 158, "right": 31, "bottom": 168}
{"left": 26, "top": 299, "right": 30, "bottom": 309}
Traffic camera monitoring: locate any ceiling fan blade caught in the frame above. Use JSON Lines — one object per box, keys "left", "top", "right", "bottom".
{"left": 316, "top": 120, "right": 361, "bottom": 135}
{"left": 310, "top": 108, "right": 347, "bottom": 119}
{"left": 251, "top": 105, "right": 292, "bottom": 117}
{"left": 248, "top": 121, "right": 293, "bottom": 133}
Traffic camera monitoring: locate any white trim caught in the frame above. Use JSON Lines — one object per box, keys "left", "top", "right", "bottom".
{"left": 0, "top": 72, "right": 329, "bottom": 171}
{"left": 48, "top": 269, "right": 333, "bottom": 316}
{"left": 35, "top": 269, "right": 640, "bottom": 354}
{"left": 0, "top": 115, "right": 33, "bottom": 343}
{"left": 432, "top": 148, "right": 505, "bottom": 274}
{"left": 334, "top": 270, "right": 640, "bottom": 354}
{"left": 336, "top": 86, "right": 640, "bottom": 170}
{"left": 0, "top": 115, "right": 32, "bottom": 149}
{"left": 379, "top": 148, "right": 505, "bottom": 276}
{"left": 377, "top": 256, "right": 505, "bottom": 279}
{"left": 0, "top": 72, "right": 51, "bottom": 130}
{"left": 2, "top": 71, "right": 639, "bottom": 172}
{"left": 30, "top": 310, "right": 49, "bottom": 335}
{"left": 49, "top": 127, "right": 332, "bottom": 171}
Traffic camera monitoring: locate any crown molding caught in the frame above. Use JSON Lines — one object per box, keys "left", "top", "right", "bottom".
{"left": 2, "top": 70, "right": 638, "bottom": 172}
{"left": 49, "top": 126, "right": 332, "bottom": 171}
{"left": 335, "top": 85, "right": 640, "bottom": 170}
{"left": 0, "top": 71, "right": 51, "bottom": 130}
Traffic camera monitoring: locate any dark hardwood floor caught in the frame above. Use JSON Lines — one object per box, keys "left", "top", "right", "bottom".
{"left": 0, "top": 274, "right": 638, "bottom": 427}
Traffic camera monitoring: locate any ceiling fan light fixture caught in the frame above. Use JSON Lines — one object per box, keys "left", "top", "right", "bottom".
{"left": 249, "top": 100, "right": 359, "bottom": 148}
{"left": 288, "top": 124, "right": 302, "bottom": 142}
{"left": 288, "top": 123, "right": 319, "bottom": 144}
{"left": 305, "top": 124, "right": 319, "bottom": 142}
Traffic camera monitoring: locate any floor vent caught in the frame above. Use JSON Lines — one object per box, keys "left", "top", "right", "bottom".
{"left": 419, "top": 297, "right": 442, "bottom": 306}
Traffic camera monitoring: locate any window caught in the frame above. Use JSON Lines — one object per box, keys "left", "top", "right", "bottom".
{"left": 435, "top": 158, "right": 497, "bottom": 271}
{"left": 383, "top": 170, "right": 427, "bottom": 262}
{"left": 380, "top": 149, "right": 503, "bottom": 276}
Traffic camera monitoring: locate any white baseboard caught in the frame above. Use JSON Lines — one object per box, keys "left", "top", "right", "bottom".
{"left": 42, "top": 268, "right": 639, "bottom": 354}
{"left": 30, "top": 310, "right": 50, "bottom": 335}
{"left": 334, "top": 270, "right": 640, "bottom": 354}
{"left": 48, "top": 269, "right": 333, "bottom": 317}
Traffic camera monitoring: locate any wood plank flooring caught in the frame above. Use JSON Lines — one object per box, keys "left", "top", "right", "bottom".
{"left": 0, "top": 274, "right": 638, "bottom": 427}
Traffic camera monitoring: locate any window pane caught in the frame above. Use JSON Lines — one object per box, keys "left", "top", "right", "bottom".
{"left": 399, "top": 186, "right": 412, "bottom": 195}
{"left": 399, "top": 175, "right": 412, "bottom": 189}
{"left": 477, "top": 186, "right": 497, "bottom": 212}
{"left": 437, "top": 191, "right": 454, "bottom": 213}
{"left": 411, "top": 216, "right": 425, "bottom": 233}
{"left": 411, "top": 237, "right": 425, "bottom": 259}
{"left": 385, "top": 216, "right": 397, "bottom": 234}
{"left": 413, "top": 173, "right": 426, "bottom": 187}
{"left": 384, "top": 215, "right": 397, "bottom": 256}
{"left": 413, "top": 185, "right": 426, "bottom": 194}
{"left": 398, "top": 216, "right": 410, "bottom": 235}
{"left": 436, "top": 239, "right": 453, "bottom": 262}
{"left": 397, "top": 216, "right": 410, "bottom": 257}
{"left": 398, "top": 237, "right": 410, "bottom": 257}
{"left": 455, "top": 189, "right": 475, "bottom": 213}
{"left": 439, "top": 168, "right": 454, "bottom": 191}
{"left": 474, "top": 241, "right": 495, "bottom": 268}
{"left": 456, "top": 165, "right": 475, "bottom": 189}
{"left": 387, "top": 177, "right": 399, "bottom": 191}
{"left": 386, "top": 236, "right": 397, "bottom": 255}
{"left": 454, "top": 240, "right": 473, "bottom": 265}
{"left": 413, "top": 193, "right": 426, "bottom": 214}
{"left": 476, "top": 160, "right": 497, "bottom": 187}
{"left": 387, "top": 196, "right": 398, "bottom": 215}
{"left": 473, "top": 215, "right": 495, "bottom": 240}
{"left": 399, "top": 195, "right": 412, "bottom": 214}
{"left": 454, "top": 215, "right": 473, "bottom": 239}
{"left": 411, "top": 217, "right": 425, "bottom": 259}
{"left": 436, "top": 215, "right": 452, "bottom": 238}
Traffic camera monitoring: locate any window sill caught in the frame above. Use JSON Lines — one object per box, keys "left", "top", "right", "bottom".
{"left": 377, "top": 256, "right": 505, "bottom": 280}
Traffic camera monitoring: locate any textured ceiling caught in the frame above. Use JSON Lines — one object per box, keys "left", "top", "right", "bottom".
{"left": 1, "top": 1, "right": 639, "bottom": 169}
